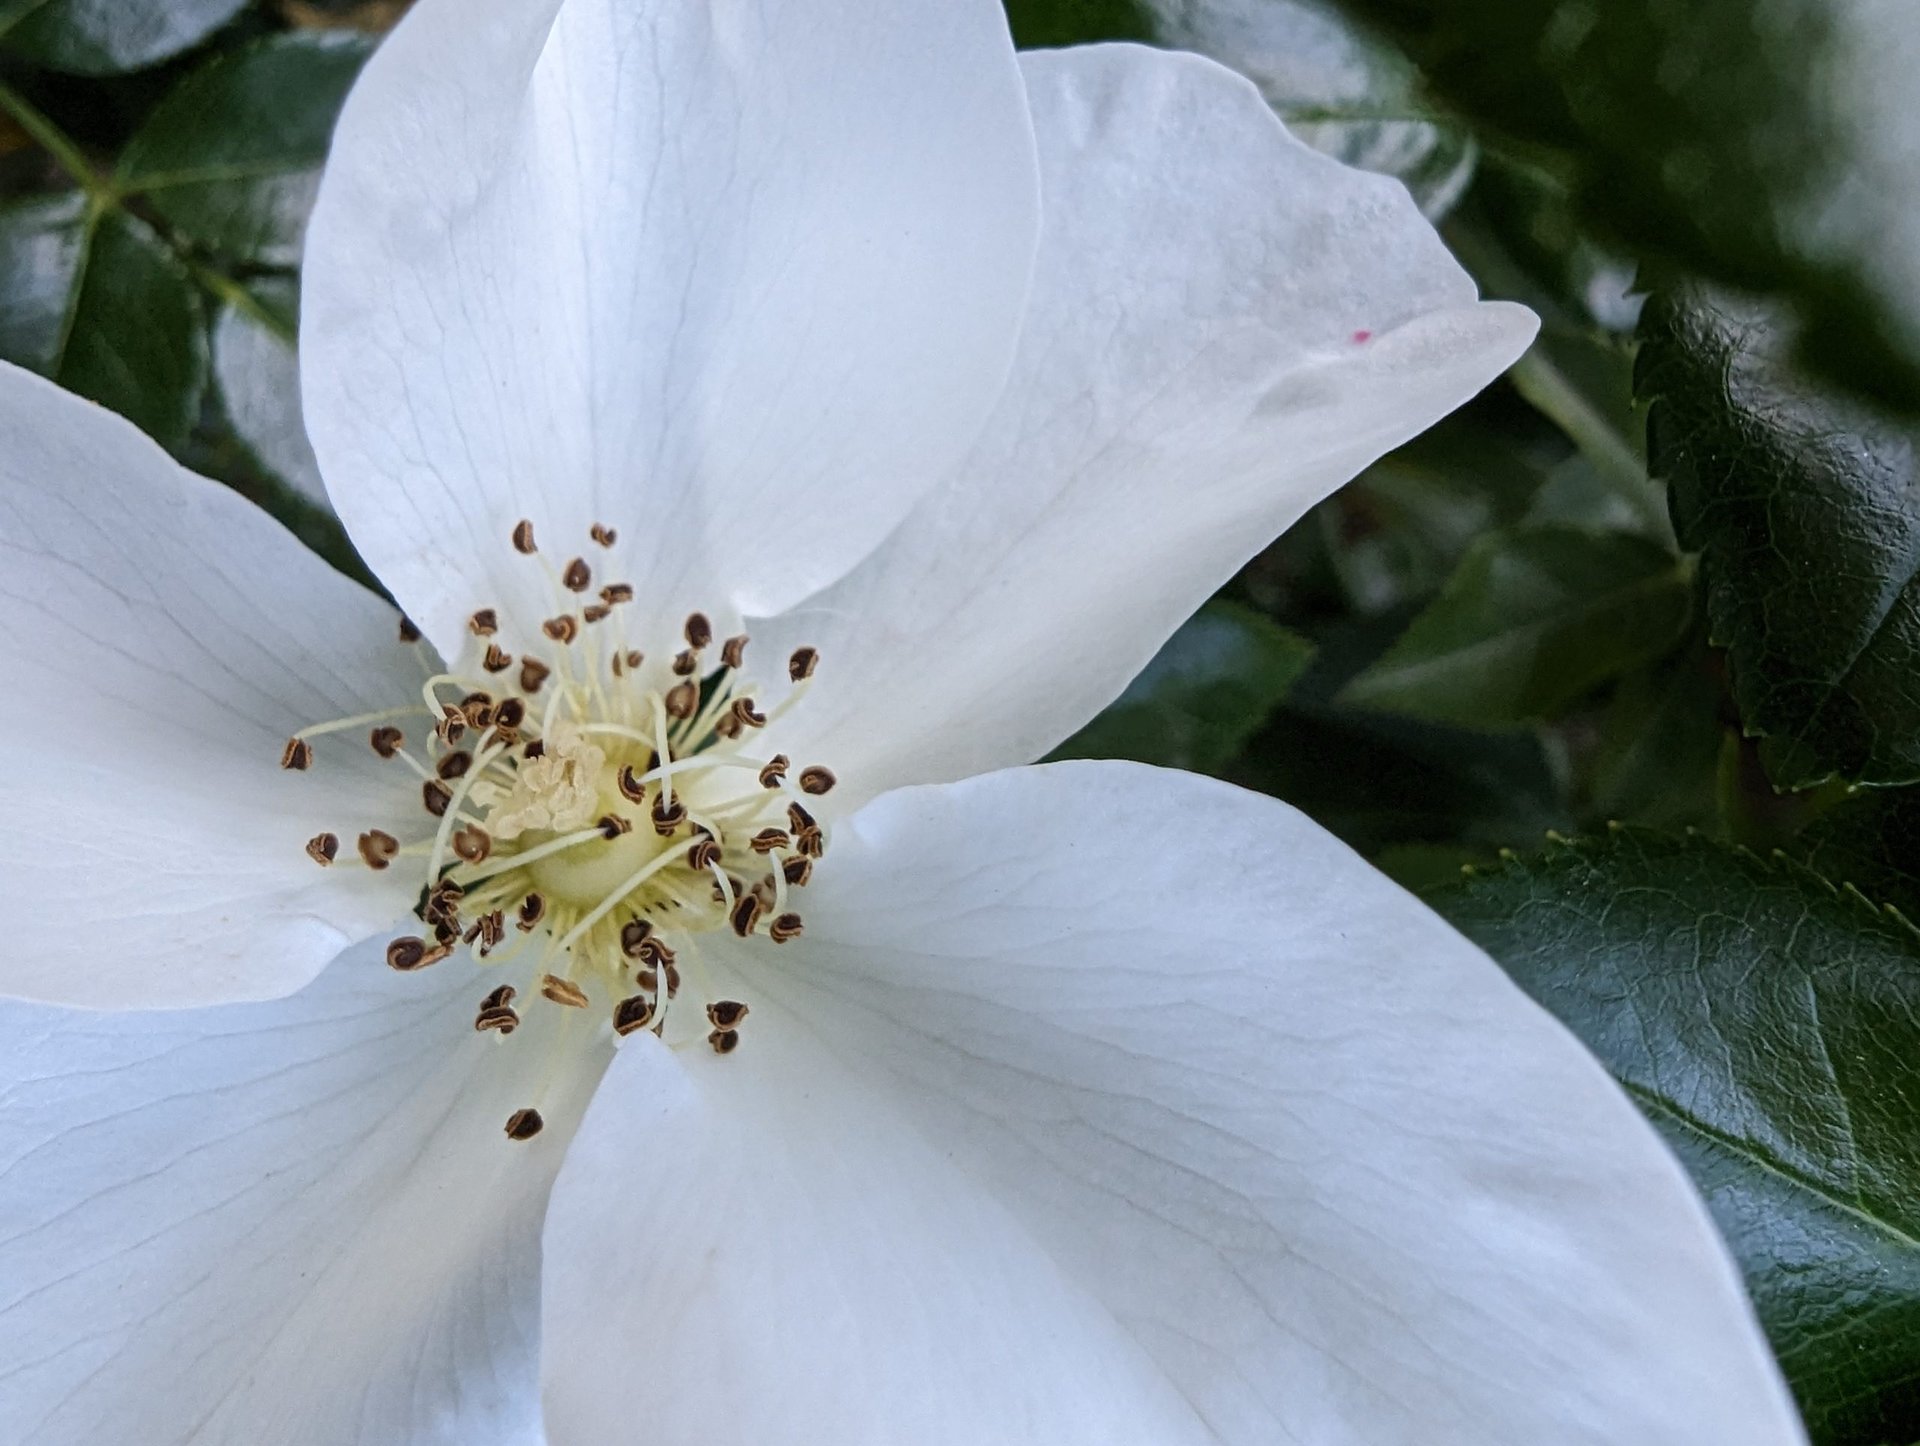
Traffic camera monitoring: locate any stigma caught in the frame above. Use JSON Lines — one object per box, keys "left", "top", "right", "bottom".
{"left": 282, "top": 520, "right": 834, "bottom": 1140}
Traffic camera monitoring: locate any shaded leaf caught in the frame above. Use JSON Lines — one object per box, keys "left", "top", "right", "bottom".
{"left": 209, "top": 274, "right": 328, "bottom": 507}
{"left": 1436, "top": 829, "right": 1920, "bottom": 1446}
{"left": 1641, "top": 284, "right": 1920, "bottom": 789}
{"left": 1798, "top": 790, "right": 1920, "bottom": 923}
{"left": 0, "top": 0, "right": 249, "bottom": 75}
{"left": 1051, "top": 601, "right": 1312, "bottom": 773}
{"left": 1342, "top": 0, "right": 1920, "bottom": 414}
{"left": 119, "top": 31, "right": 373, "bottom": 266}
{"left": 0, "top": 190, "right": 205, "bottom": 449}
{"left": 1002, "top": 0, "right": 1152, "bottom": 46}
{"left": 1339, "top": 523, "right": 1693, "bottom": 726}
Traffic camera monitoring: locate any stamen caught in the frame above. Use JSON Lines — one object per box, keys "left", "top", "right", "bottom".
{"left": 387, "top": 936, "right": 451, "bottom": 971}
{"left": 358, "top": 830, "right": 400, "bottom": 869}
{"left": 541, "top": 974, "right": 590, "bottom": 1008}
{"left": 483, "top": 643, "right": 513, "bottom": 673}
{"left": 422, "top": 780, "right": 453, "bottom": 817}
{"left": 520, "top": 657, "right": 552, "bottom": 693}
{"left": 782, "top": 857, "right": 813, "bottom": 887}
{"left": 582, "top": 604, "right": 611, "bottom": 624}
{"left": 788, "top": 647, "right": 818, "bottom": 682}
{"left": 452, "top": 824, "right": 492, "bottom": 863}
{"left": 671, "top": 649, "right": 699, "bottom": 677}
{"left": 370, "top": 726, "right": 404, "bottom": 758}
{"left": 709, "top": 1029, "right": 740, "bottom": 1054}
{"left": 518, "top": 893, "right": 547, "bottom": 931}
{"left": 707, "top": 999, "right": 749, "bottom": 1028}
{"left": 512, "top": 519, "right": 537, "bottom": 554}
{"left": 750, "top": 828, "right": 789, "bottom": 854}
{"left": 590, "top": 523, "right": 618, "bottom": 548}
{"left": 729, "top": 893, "right": 764, "bottom": 937}
{"left": 798, "top": 766, "right": 836, "bottom": 795}
{"left": 613, "top": 995, "right": 655, "bottom": 1035}
{"left": 505, "top": 1107, "right": 544, "bottom": 1140}
{"left": 437, "top": 749, "right": 473, "bottom": 780}
{"left": 684, "top": 612, "right": 713, "bottom": 649}
{"left": 306, "top": 832, "right": 339, "bottom": 866}
{"left": 280, "top": 738, "right": 313, "bottom": 771}
{"left": 543, "top": 615, "right": 579, "bottom": 644}
{"left": 759, "top": 755, "right": 790, "bottom": 788}
{"left": 469, "top": 609, "right": 499, "bottom": 636}
{"left": 768, "top": 912, "right": 804, "bottom": 943}
{"left": 600, "top": 583, "right": 633, "bottom": 605}
{"left": 563, "top": 558, "right": 592, "bottom": 592}
{"left": 721, "top": 635, "right": 749, "bottom": 669}
{"left": 665, "top": 681, "right": 698, "bottom": 719}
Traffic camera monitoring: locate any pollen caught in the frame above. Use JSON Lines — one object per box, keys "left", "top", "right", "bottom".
{"left": 282, "top": 519, "right": 835, "bottom": 1126}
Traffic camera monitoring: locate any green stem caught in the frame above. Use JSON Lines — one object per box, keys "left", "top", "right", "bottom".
{"left": 1508, "top": 347, "right": 1673, "bottom": 545}
{"left": 0, "top": 81, "right": 112, "bottom": 203}
{"left": 188, "top": 259, "right": 297, "bottom": 346}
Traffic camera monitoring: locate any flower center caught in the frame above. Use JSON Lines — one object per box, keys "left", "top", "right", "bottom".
{"left": 280, "top": 519, "right": 835, "bottom": 1142}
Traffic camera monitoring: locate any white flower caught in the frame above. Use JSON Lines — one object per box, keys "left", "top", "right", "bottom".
{"left": 0, "top": 1, "right": 1806, "bottom": 1444}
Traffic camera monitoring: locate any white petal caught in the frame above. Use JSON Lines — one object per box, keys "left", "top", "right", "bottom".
{"left": 302, "top": 0, "right": 1041, "bottom": 660}
{"left": 0, "top": 936, "right": 607, "bottom": 1446}
{"left": 730, "top": 762, "right": 1808, "bottom": 1446}
{"left": 540, "top": 1024, "right": 1215, "bottom": 1446}
{"left": 0, "top": 363, "right": 425, "bottom": 1009}
{"left": 755, "top": 45, "right": 1536, "bottom": 806}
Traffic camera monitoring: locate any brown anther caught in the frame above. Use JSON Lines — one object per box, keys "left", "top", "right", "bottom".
{"left": 612, "top": 995, "right": 656, "bottom": 1036}
{"left": 305, "top": 832, "right": 339, "bottom": 866}
{"left": 524, "top": 738, "right": 547, "bottom": 760}
{"left": 562, "top": 557, "right": 592, "bottom": 592}
{"left": 459, "top": 692, "right": 495, "bottom": 728}
{"left": 687, "top": 834, "right": 721, "bottom": 871}
{"left": 370, "top": 726, "right": 404, "bottom": 758}
{"left": 650, "top": 796, "right": 687, "bottom": 835}
{"left": 750, "top": 828, "right": 790, "bottom": 854}
{"left": 582, "top": 604, "right": 612, "bottom": 624}
{"left": 768, "top": 912, "right": 804, "bottom": 943}
{"left": 708, "top": 1028, "right": 740, "bottom": 1055}
{"left": 590, "top": 523, "right": 618, "bottom": 547}
{"left": 597, "top": 813, "right": 631, "bottom": 839}
{"left": 620, "top": 917, "right": 653, "bottom": 958}
{"left": 671, "top": 649, "right": 699, "bottom": 676}
{"left": 664, "top": 961, "right": 681, "bottom": 996}
{"left": 386, "top": 936, "right": 450, "bottom": 972}
{"left": 452, "top": 824, "right": 492, "bottom": 863}
{"left": 468, "top": 608, "right": 499, "bottom": 636}
{"left": 511, "top": 519, "right": 537, "bottom": 554}
{"left": 494, "top": 697, "right": 526, "bottom": 730}
{"left": 729, "top": 892, "right": 765, "bottom": 937}
{"left": 782, "top": 857, "right": 813, "bottom": 887}
{"left": 684, "top": 612, "right": 713, "bottom": 649}
{"left": 357, "top": 830, "right": 399, "bottom": 869}
{"left": 475, "top": 1005, "right": 519, "bottom": 1034}
{"left": 599, "top": 583, "right": 633, "bottom": 605}
{"left": 504, "top": 1107, "right": 544, "bottom": 1140}
{"left": 542, "top": 614, "right": 579, "bottom": 644}
{"left": 624, "top": 649, "right": 644, "bottom": 670}
{"left": 665, "top": 680, "right": 699, "bottom": 718}
{"left": 712, "top": 711, "right": 742, "bottom": 741}
{"left": 280, "top": 737, "right": 313, "bottom": 771}
{"left": 482, "top": 984, "right": 517, "bottom": 1011}
{"left": 617, "top": 764, "right": 648, "bottom": 804}
{"left": 482, "top": 642, "right": 513, "bottom": 673}
{"left": 730, "top": 698, "right": 767, "bottom": 730}
{"left": 795, "top": 827, "right": 825, "bottom": 859}
{"left": 759, "top": 755, "right": 790, "bottom": 788}
{"left": 707, "top": 999, "right": 750, "bottom": 1029}
{"left": 542, "top": 975, "right": 590, "bottom": 1008}
{"left": 469, "top": 910, "right": 506, "bottom": 954}
{"left": 517, "top": 892, "right": 547, "bottom": 931}
{"left": 798, "top": 765, "right": 837, "bottom": 795}
{"left": 435, "top": 706, "right": 467, "bottom": 745}
{"left": 720, "top": 635, "right": 749, "bottom": 669}
{"left": 788, "top": 646, "right": 819, "bottom": 682}
{"left": 787, "top": 801, "right": 817, "bottom": 832}
{"left": 519, "top": 657, "right": 551, "bottom": 693}
{"left": 398, "top": 616, "right": 422, "bottom": 643}
{"left": 422, "top": 779, "right": 453, "bottom": 817}
{"left": 424, "top": 879, "right": 466, "bottom": 925}
{"left": 436, "top": 749, "right": 473, "bottom": 780}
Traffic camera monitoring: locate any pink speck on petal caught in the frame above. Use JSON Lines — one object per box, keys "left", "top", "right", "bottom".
{"left": 1352, "top": 329, "right": 1373, "bottom": 344}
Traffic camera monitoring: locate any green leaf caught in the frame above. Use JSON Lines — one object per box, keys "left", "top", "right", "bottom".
{"left": 0, "top": 0, "right": 249, "bottom": 75}
{"left": 1141, "top": 0, "right": 1476, "bottom": 217}
{"left": 1797, "top": 790, "right": 1920, "bottom": 924}
{"left": 0, "top": 190, "right": 206, "bottom": 450}
{"left": 1435, "top": 829, "right": 1920, "bottom": 1446}
{"left": 119, "top": 32, "right": 373, "bottom": 266}
{"left": 1640, "top": 284, "right": 1920, "bottom": 789}
{"left": 1002, "top": 0, "right": 1151, "bottom": 46}
{"left": 1339, "top": 0, "right": 1920, "bottom": 414}
{"left": 1050, "top": 601, "right": 1313, "bottom": 773}
{"left": 1584, "top": 647, "right": 1725, "bottom": 833}
{"left": 1339, "top": 523, "right": 1693, "bottom": 726}
{"left": 209, "top": 274, "right": 327, "bottom": 507}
